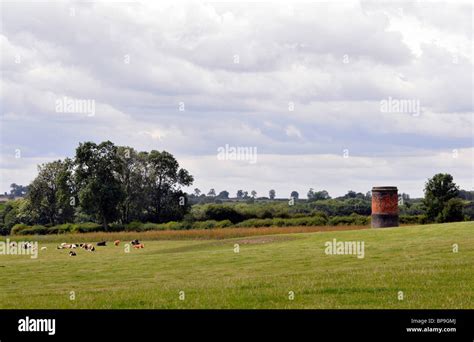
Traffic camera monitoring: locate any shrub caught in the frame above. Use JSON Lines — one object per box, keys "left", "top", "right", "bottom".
{"left": 204, "top": 205, "right": 245, "bottom": 223}
{"left": 11, "top": 224, "right": 30, "bottom": 235}
{"left": 17, "top": 225, "right": 48, "bottom": 235}
{"left": 48, "top": 223, "right": 75, "bottom": 234}
{"left": 71, "top": 222, "right": 102, "bottom": 233}
{"left": 141, "top": 222, "right": 165, "bottom": 231}
{"left": 236, "top": 218, "right": 273, "bottom": 228}
{"left": 328, "top": 214, "right": 369, "bottom": 226}
{"left": 125, "top": 221, "right": 144, "bottom": 231}
{"left": 192, "top": 220, "right": 218, "bottom": 230}
{"left": 163, "top": 221, "right": 185, "bottom": 230}
{"left": 439, "top": 198, "right": 465, "bottom": 223}
{"left": 399, "top": 215, "right": 428, "bottom": 225}
{"left": 307, "top": 216, "right": 328, "bottom": 226}
{"left": 215, "top": 220, "right": 233, "bottom": 228}
{"left": 108, "top": 223, "right": 126, "bottom": 232}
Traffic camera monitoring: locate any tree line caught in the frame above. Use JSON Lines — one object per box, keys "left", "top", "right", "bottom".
{"left": 16, "top": 141, "right": 193, "bottom": 229}
{"left": 0, "top": 139, "right": 471, "bottom": 235}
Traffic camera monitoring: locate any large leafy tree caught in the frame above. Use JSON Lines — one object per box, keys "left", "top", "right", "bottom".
{"left": 75, "top": 141, "right": 124, "bottom": 229}
{"left": 423, "top": 173, "right": 459, "bottom": 222}
{"left": 142, "top": 150, "right": 194, "bottom": 223}
{"left": 116, "top": 146, "right": 145, "bottom": 223}
{"left": 28, "top": 159, "right": 75, "bottom": 225}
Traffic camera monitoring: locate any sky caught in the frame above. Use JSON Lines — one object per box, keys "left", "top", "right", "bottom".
{"left": 0, "top": 1, "right": 473, "bottom": 198}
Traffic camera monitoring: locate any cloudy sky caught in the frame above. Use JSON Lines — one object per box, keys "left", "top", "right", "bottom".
{"left": 0, "top": 1, "right": 472, "bottom": 198}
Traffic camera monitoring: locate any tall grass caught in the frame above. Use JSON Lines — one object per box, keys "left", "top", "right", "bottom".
{"left": 3, "top": 225, "right": 369, "bottom": 243}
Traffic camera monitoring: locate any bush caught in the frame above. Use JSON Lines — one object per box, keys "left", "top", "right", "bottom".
{"left": 235, "top": 215, "right": 329, "bottom": 228}
{"left": 236, "top": 218, "right": 273, "bottom": 228}
{"left": 204, "top": 205, "right": 245, "bottom": 223}
{"left": 11, "top": 224, "right": 30, "bottom": 235}
{"left": 399, "top": 215, "right": 428, "bottom": 225}
{"left": 328, "top": 214, "right": 369, "bottom": 226}
{"left": 163, "top": 221, "right": 185, "bottom": 230}
{"left": 17, "top": 225, "right": 48, "bottom": 235}
{"left": 439, "top": 198, "right": 465, "bottom": 223}
{"left": 125, "top": 221, "right": 144, "bottom": 231}
{"left": 141, "top": 222, "right": 165, "bottom": 231}
{"left": 215, "top": 220, "right": 233, "bottom": 228}
{"left": 48, "top": 223, "right": 75, "bottom": 234}
{"left": 192, "top": 220, "right": 218, "bottom": 230}
{"left": 71, "top": 222, "right": 102, "bottom": 233}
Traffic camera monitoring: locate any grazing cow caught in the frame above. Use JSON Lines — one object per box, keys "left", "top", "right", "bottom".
{"left": 57, "top": 243, "right": 77, "bottom": 249}
{"left": 130, "top": 239, "right": 140, "bottom": 246}
{"left": 114, "top": 240, "right": 120, "bottom": 246}
{"left": 22, "top": 242, "right": 33, "bottom": 249}
{"left": 41, "top": 247, "right": 47, "bottom": 251}
{"left": 133, "top": 243, "right": 144, "bottom": 249}
{"left": 97, "top": 241, "right": 106, "bottom": 246}
{"left": 69, "top": 251, "right": 77, "bottom": 257}
{"left": 81, "top": 243, "right": 95, "bottom": 252}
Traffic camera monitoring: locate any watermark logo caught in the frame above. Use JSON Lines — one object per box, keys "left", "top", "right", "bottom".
{"left": 55, "top": 96, "right": 95, "bottom": 117}
{"left": 324, "top": 238, "right": 365, "bottom": 259}
{"left": 217, "top": 144, "right": 257, "bottom": 164}
{"left": 380, "top": 96, "right": 420, "bottom": 116}
{"left": 18, "top": 316, "right": 55, "bottom": 336}
{"left": 0, "top": 239, "right": 38, "bottom": 259}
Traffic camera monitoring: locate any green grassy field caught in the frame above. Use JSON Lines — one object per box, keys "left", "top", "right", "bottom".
{"left": 0, "top": 222, "right": 472, "bottom": 309}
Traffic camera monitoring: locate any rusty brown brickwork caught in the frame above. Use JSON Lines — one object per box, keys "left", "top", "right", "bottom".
{"left": 371, "top": 186, "right": 399, "bottom": 228}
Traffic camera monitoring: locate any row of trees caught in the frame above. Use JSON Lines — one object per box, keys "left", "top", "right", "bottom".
{"left": 23, "top": 141, "right": 193, "bottom": 228}
{"left": 190, "top": 189, "right": 360, "bottom": 201}
{"left": 2, "top": 183, "right": 29, "bottom": 198}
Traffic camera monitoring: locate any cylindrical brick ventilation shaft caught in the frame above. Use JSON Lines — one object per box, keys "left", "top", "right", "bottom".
{"left": 371, "top": 186, "right": 399, "bottom": 228}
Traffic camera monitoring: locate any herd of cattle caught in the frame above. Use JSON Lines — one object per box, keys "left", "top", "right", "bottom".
{"left": 57, "top": 239, "right": 145, "bottom": 256}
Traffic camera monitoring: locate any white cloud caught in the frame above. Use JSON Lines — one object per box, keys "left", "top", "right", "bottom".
{"left": 0, "top": 1, "right": 472, "bottom": 196}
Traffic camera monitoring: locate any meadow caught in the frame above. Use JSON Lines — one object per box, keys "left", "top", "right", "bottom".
{"left": 0, "top": 222, "right": 472, "bottom": 309}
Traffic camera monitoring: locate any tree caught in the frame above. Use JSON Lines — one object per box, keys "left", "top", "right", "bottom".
{"left": 236, "top": 190, "right": 244, "bottom": 199}
{"left": 194, "top": 188, "right": 201, "bottom": 197}
{"left": 142, "top": 150, "right": 194, "bottom": 223}
{"left": 290, "top": 191, "right": 299, "bottom": 200}
{"left": 440, "top": 198, "right": 464, "bottom": 222}
{"left": 251, "top": 190, "right": 257, "bottom": 198}
{"left": 217, "top": 190, "right": 229, "bottom": 199}
{"left": 344, "top": 190, "right": 357, "bottom": 199}
{"left": 423, "top": 173, "right": 459, "bottom": 222}
{"left": 207, "top": 189, "right": 216, "bottom": 197}
{"left": 9, "top": 183, "right": 29, "bottom": 197}
{"left": 308, "top": 188, "right": 331, "bottom": 201}
{"left": 0, "top": 200, "right": 22, "bottom": 233}
{"left": 28, "top": 159, "right": 75, "bottom": 225}
{"left": 116, "top": 147, "right": 144, "bottom": 223}
{"left": 315, "top": 190, "right": 331, "bottom": 200}
{"left": 75, "top": 141, "right": 125, "bottom": 229}
{"left": 269, "top": 189, "right": 276, "bottom": 200}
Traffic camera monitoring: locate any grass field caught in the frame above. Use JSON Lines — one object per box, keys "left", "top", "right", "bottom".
{"left": 0, "top": 222, "right": 472, "bottom": 309}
